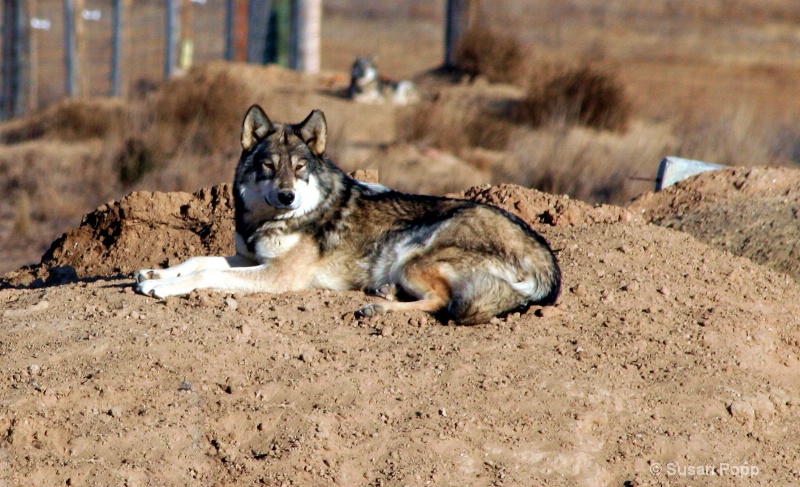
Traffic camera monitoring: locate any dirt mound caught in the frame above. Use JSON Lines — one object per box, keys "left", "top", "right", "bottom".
{"left": 2, "top": 185, "right": 800, "bottom": 484}
{"left": 3, "top": 185, "right": 235, "bottom": 288}
{"left": 4, "top": 182, "right": 637, "bottom": 289}
{"left": 456, "top": 183, "right": 639, "bottom": 226}
{"left": 629, "top": 166, "right": 800, "bottom": 281}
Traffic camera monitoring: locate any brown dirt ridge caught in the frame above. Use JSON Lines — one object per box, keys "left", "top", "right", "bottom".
{"left": 3, "top": 170, "right": 800, "bottom": 486}
{"left": 629, "top": 166, "right": 800, "bottom": 282}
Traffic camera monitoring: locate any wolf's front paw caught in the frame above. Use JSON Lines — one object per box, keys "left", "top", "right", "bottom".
{"left": 135, "top": 278, "right": 188, "bottom": 299}
{"left": 134, "top": 269, "right": 160, "bottom": 283}
{"left": 356, "top": 303, "right": 385, "bottom": 318}
{"left": 135, "top": 278, "right": 160, "bottom": 297}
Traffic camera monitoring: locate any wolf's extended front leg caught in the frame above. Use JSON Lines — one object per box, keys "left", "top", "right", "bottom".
{"left": 134, "top": 255, "right": 257, "bottom": 283}
{"left": 135, "top": 263, "right": 312, "bottom": 298}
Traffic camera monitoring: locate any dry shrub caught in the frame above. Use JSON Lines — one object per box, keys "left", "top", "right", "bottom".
{"left": 146, "top": 69, "right": 248, "bottom": 157}
{"left": 11, "top": 190, "right": 32, "bottom": 238}
{"left": 0, "top": 98, "right": 128, "bottom": 144}
{"left": 339, "top": 144, "right": 490, "bottom": 196}
{"left": 517, "top": 65, "right": 631, "bottom": 132}
{"left": 673, "top": 105, "right": 786, "bottom": 167}
{"left": 0, "top": 140, "right": 115, "bottom": 229}
{"left": 454, "top": 26, "right": 526, "bottom": 85}
{"left": 134, "top": 153, "right": 234, "bottom": 194}
{"left": 116, "top": 137, "right": 156, "bottom": 185}
{"left": 399, "top": 99, "right": 512, "bottom": 154}
{"left": 107, "top": 66, "right": 249, "bottom": 186}
{"left": 495, "top": 120, "right": 677, "bottom": 204}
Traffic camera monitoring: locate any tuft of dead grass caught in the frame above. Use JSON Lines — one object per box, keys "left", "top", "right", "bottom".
{"left": 338, "top": 143, "right": 490, "bottom": 196}
{"left": 399, "top": 97, "right": 514, "bottom": 154}
{"left": 454, "top": 26, "right": 527, "bottom": 85}
{"left": 0, "top": 98, "right": 128, "bottom": 144}
{"left": 11, "top": 190, "right": 32, "bottom": 239}
{"left": 144, "top": 68, "right": 248, "bottom": 158}
{"left": 672, "top": 104, "right": 788, "bottom": 167}
{"left": 516, "top": 64, "right": 632, "bottom": 132}
{"left": 494, "top": 120, "right": 677, "bottom": 204}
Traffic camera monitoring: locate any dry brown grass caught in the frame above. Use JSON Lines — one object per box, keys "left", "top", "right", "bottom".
{"left": 146, "top": 69, "right": 247, "bottom": 158}
{"left": 453, "top": 26, "right": 527, "bottom": 85}
{"left": 398, "top": 84, "right": 517, "bottom": 155}
{"left": 0, "top": 65, "right": 251, "bottom": 267}
{"left": 11, "top": 190, "right": 32, "bottom": 239}
{"left": 494, "top": 121, "right": 676, "bottom": 204}
{"left": 0, "top": 99, "right": 128, "bottom": 144}
{"left": 338, "top": 143, "right": 490, "bottom": 196}
{"left": 671, "top": 105, "right": 787, "bottom": 167}
{"left": 516, "top": 64, "right": 632, "bottom": 132}
{"left": 400, "top": 101, "right": 511, "bottom": 153}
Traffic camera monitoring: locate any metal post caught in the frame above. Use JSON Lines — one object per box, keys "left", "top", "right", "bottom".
{"left": 225, "top": 0, "right": 235, "bottom": 61}
{"left": 12, "top": 0, "right": 27, "bottom": 116}
{"left": 64, "top": 0, "right": 78, "bottom": 96}
{"left": 289, "top": 0, "right": 297, "bottom": 68}
{"left": 27, "top": 0, "right": 37, "bottom": 111}
{"left": 179, "top": 0, "right": 194, "bottom": 71}
{"left": 291, "top": 0, "right": 320, "bottom": 73}
{"left": 165, "top": 0, "right": 180, "bottom": 79}
{"left": 1, "top": 0, "right": 27, "bottom": 119}
{"left": 247, "top": 0, "right": 271, "bottom": 64}
{"left": 445, "top": 0, "right": 470, "bottom": 68}
{"left": 111, "top": 0, "right": 123, "bottom": 96}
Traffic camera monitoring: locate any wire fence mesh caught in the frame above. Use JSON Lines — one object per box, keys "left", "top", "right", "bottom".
{"left": 1, "top": 1, "right": 454, "bottom": 121}
{"left": 5, "top": 1, "right": 800, "bottom": 120}
{"left": 1, "top": 0, "right": 238, "bottom": 119}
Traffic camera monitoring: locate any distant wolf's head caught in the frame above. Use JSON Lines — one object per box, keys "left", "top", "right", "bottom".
{"left": 236, "top": 105, "right": 329, "bottom": 218}
{"left": 351, "top": 56, "right": 379, "bottom": 86}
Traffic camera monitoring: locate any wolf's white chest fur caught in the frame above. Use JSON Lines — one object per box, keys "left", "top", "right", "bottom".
{"left": 236, "top": 231, "right": 301, "bottom": 262}
{"left": 255, "top": 233, "right": 301, "bottom": 260}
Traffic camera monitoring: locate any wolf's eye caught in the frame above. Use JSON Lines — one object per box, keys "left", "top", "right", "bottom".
{"left": 295, "top": 162, "right": 307, "bottom": 174}
{"left": 263, "top": 162, "right": 275, "bottom": 174}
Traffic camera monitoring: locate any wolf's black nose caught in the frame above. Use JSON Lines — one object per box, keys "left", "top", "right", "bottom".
{"left": 277, "top": 190, "right": 295, "bottom": 206}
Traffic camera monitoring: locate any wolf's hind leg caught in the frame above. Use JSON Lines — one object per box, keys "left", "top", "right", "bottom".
{"left": 357, "top": 257, "right": 451, "bottom": 319}
{"left": 366, "top": 283, "right": 398, "bottom": 301}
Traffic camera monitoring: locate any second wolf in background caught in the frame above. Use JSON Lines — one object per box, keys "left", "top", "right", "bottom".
{"left": 347, "top": 56, "right": 421, "bottom": 105}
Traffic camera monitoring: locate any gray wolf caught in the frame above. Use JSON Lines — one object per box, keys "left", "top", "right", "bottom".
{"left": 134, "top": 105, "right": 560, "bottom": 324}
{"left": 347, "top": 56, "right": 420, "bottom": 105}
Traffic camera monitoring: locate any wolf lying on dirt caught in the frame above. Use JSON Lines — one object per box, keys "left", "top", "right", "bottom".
{"left": 135, "top": 105, "right": 561, "bottom": 324}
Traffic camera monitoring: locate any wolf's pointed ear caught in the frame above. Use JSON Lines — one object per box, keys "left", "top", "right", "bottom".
{"left": 241, "top": 105, "right": 272, "bottom": 151}
{"left": 296, "top": 109, "right": 327, "bottom": 155}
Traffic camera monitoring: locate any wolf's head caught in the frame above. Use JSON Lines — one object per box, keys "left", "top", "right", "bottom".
{"left": 236, "top": 105, "right": 329, "bottom": 219}
{"left": 351, "top": 56, "right": 379, "bottom": 86}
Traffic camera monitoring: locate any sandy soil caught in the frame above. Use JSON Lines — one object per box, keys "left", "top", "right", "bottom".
{"left": 2, "top": 34, "right": 800, "bottom": 485}
{"left": 3, "top": 167, "right": 800, "bottom": 486}
{"left": 630, "top": 166, "right": 800, "bottom": 282}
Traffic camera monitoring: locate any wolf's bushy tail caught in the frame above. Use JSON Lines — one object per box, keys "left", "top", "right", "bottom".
{"left": 446, "top": 262, "right": 561, "bottom": 325}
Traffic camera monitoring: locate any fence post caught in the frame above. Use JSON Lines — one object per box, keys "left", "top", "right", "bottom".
{"left": 225, "top": 0, "right": 235, "bottom": 60}
{"left": 111, "top": 0, "right": 123, "bottom": 96}
{"left": 247, "top": 0, "right": 272, "bottom": 64}
{"left": 291, "top": 0, "right": 320, "bottom": 73}
{"left": 64, "top": 0, "right": 78, "bottom": 96}
{"left": 445, "top": 0, "right": 475, "bottom": 68}
{"left": 1, "top": 0, "right": 28, "bottom": 118}
{"left": 165, "top": 0, "right": 180, "bottom": 79}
